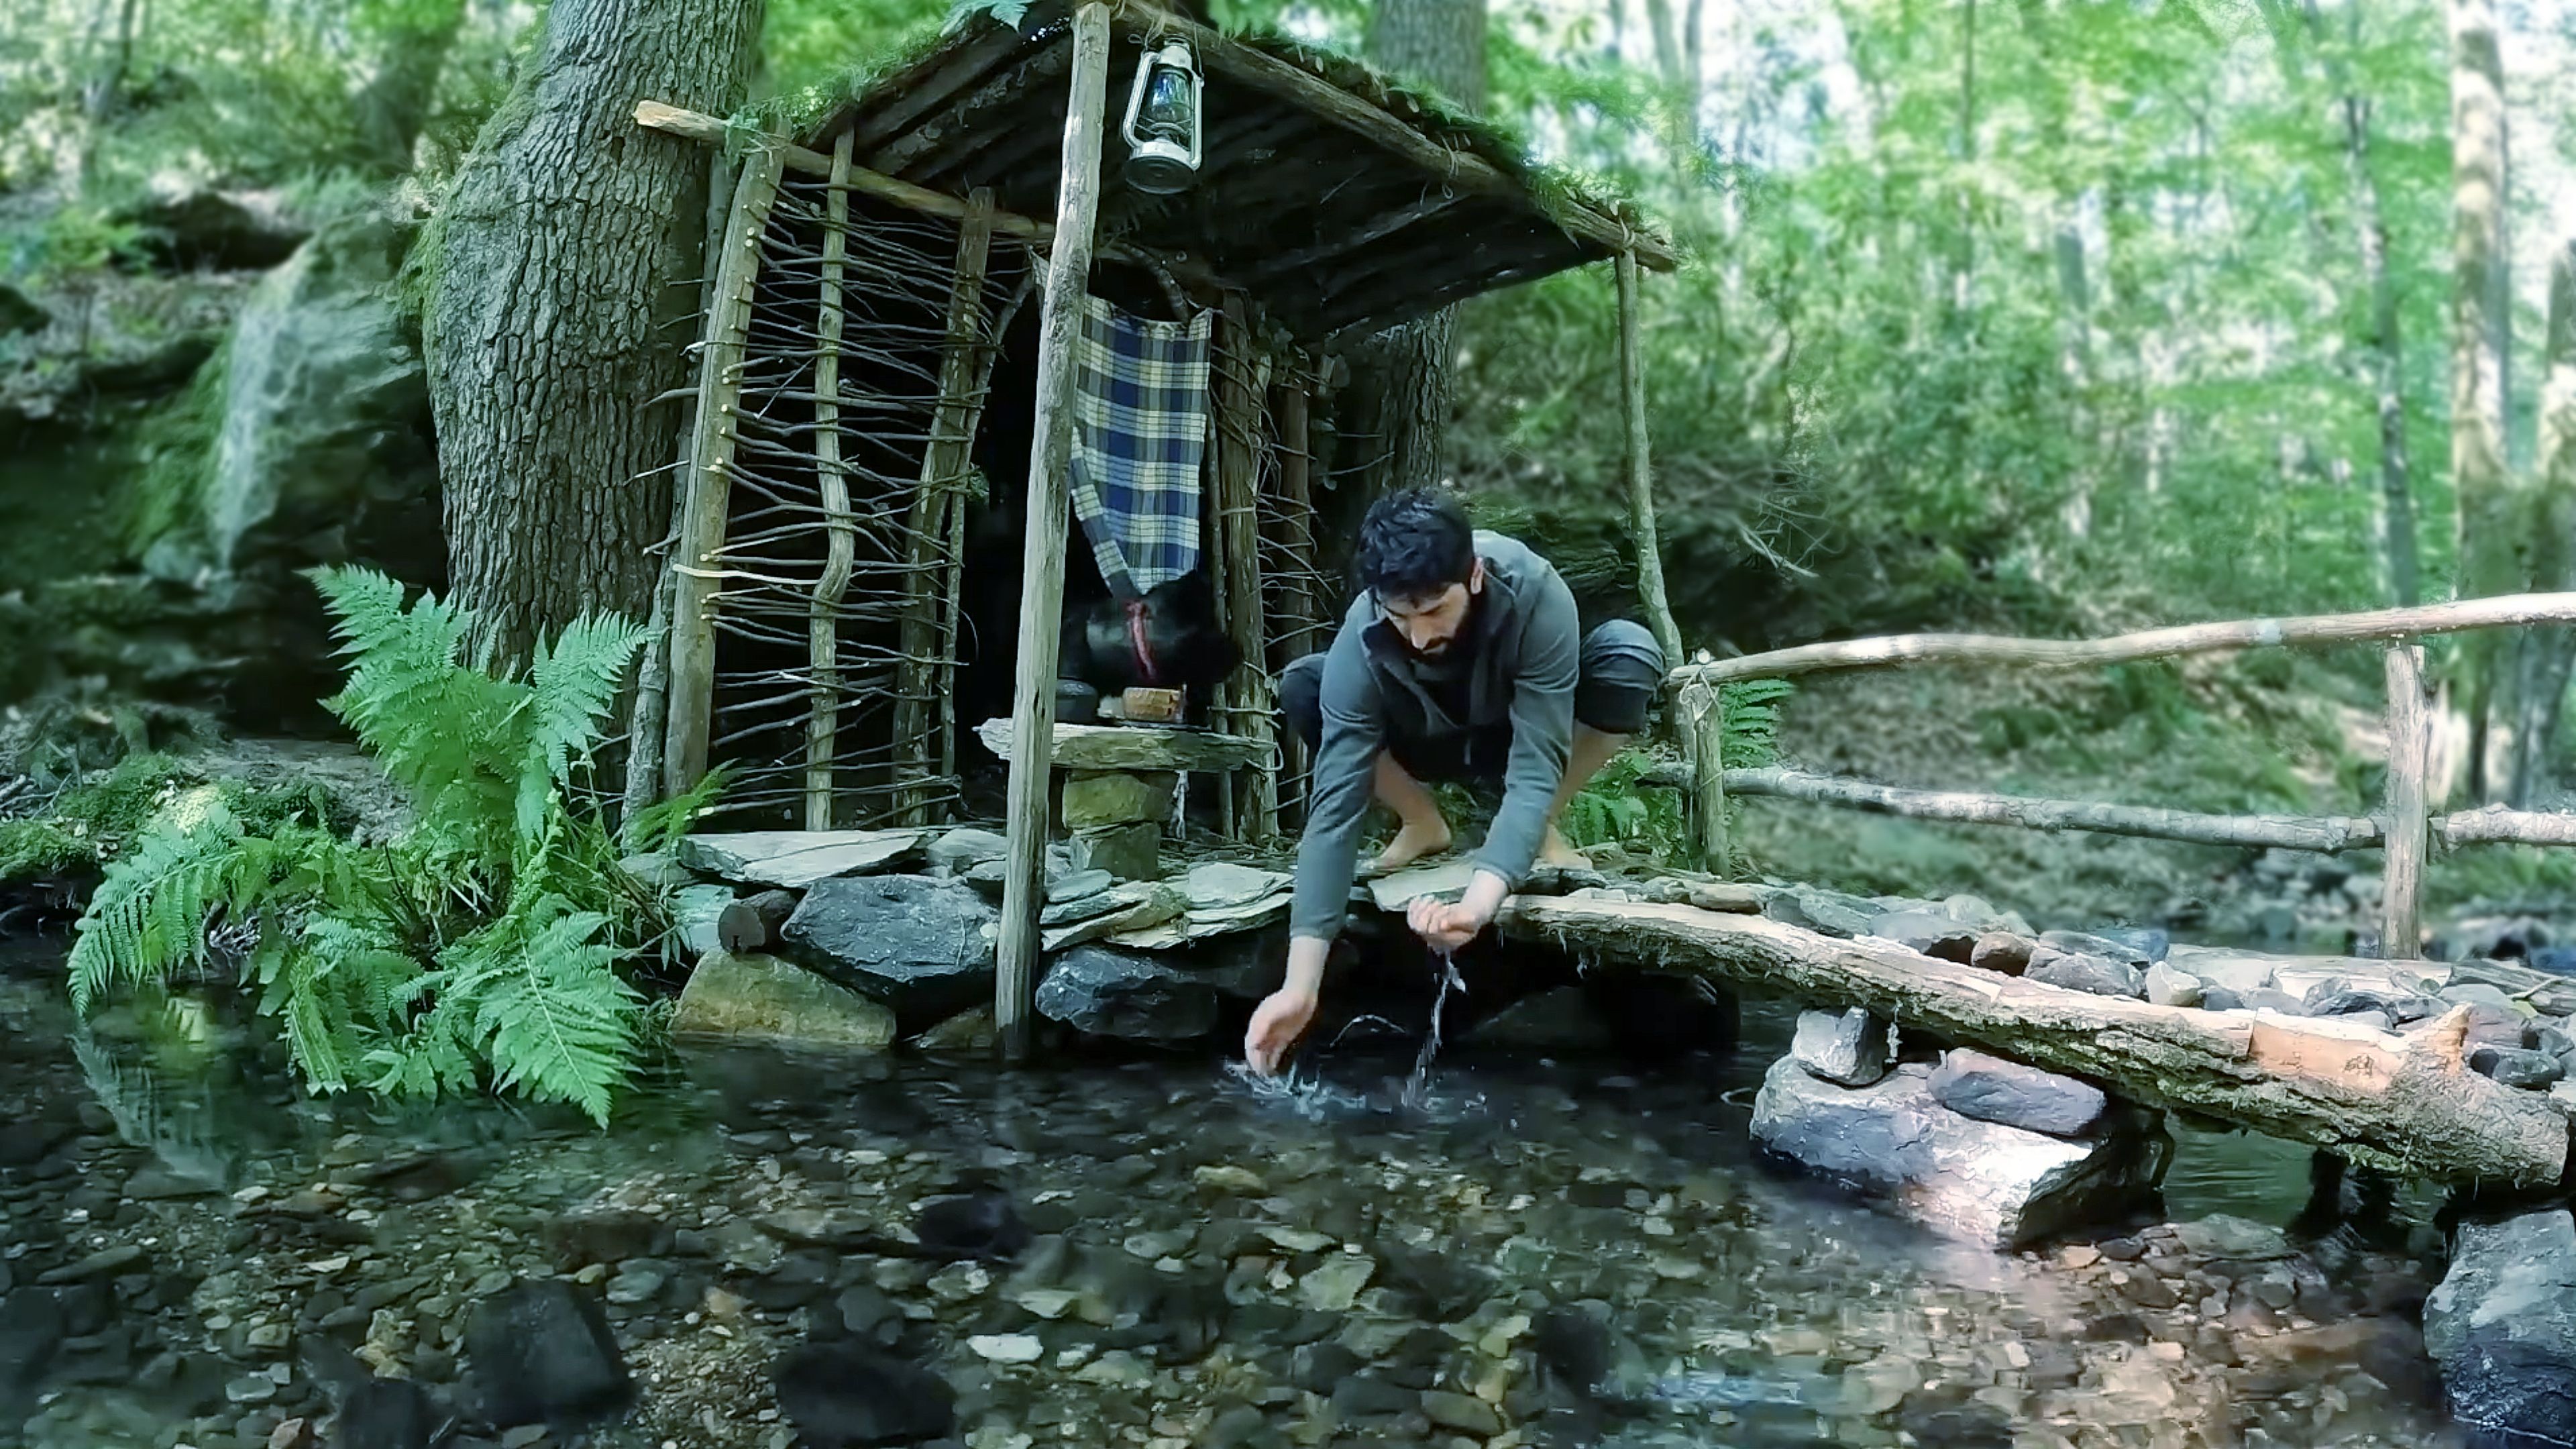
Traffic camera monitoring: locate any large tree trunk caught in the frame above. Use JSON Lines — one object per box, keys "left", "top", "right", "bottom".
{"left": 2446, "top": 0, "right": 2512, "bottom": 801}
{"left": 2520, "top": 218, "right": 2576, "bottom": 800}
{"left": 426, "top": 0, "right": 764, "bottom": 663}
{"left": 1330, "top": 0, "right": 1486, "bottom": 513}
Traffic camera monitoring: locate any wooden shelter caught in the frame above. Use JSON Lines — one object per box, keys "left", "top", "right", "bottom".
{"left": 635, "top": 0, "right": 1674, "bottom": 1055}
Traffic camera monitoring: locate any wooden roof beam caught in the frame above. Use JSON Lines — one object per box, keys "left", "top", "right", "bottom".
{"left": 1108, "top": 0, "right": 1676, "bottom": 272}
{"left": 636, "top": 101, "right": 1054, "bottom": 241}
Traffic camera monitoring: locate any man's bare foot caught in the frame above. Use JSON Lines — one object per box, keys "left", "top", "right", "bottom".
{"left": 1371, "top": 816, "right": 1454, "bottom": 873}
{"left": 1536, "top": 824, "right": 1591, "bottom": 871}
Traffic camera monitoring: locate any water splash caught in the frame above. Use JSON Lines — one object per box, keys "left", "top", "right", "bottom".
{"left": 1399, "top": 953, "right": 1468, "bottom": 1111}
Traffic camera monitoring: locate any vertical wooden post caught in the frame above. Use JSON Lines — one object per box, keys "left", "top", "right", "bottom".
{"left": 894, "top": 193, "right": 1001, "bottom": 824}
{"left": 2381, "top": 643, "right": 2430, "bottom": 959}
{"left": 1686, "top": 681, "right": 1728, "bottom": 876}
{"left": 1214, "top": 299, "right": 1276, "bottom": 839}
{"left": 997, "top": 3, "right": 1112, "bottom": 1063}
{"left": 625, "top": 147, "right": 740, "bottom": 823}
{"left": 1617, "top": 248, "right": 1686, "bottom": 670}
{"left": 805, "top": 132, "right": 857, "bottom": 829}
{"left": 1267, "top": 362, "right": 1317, "bottom": 804}
{"left": 663, "top": 144, "right": 786, "bottom": 797}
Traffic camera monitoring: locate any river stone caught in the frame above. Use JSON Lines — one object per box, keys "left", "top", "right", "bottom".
{"left": 1045, "top": 869, "right": 1115, "bottom": 907}
{"left": 2472, "top": 1047, "right": 2565, "bottom": 1089}
{"left": 464, "top": 1280, "right": 629, "bottom": 1428}
{"left": 1465, "top": 986, "right": 1612, "bottom": 1052}
{"left": 1040, "top": 882, "right": 1187, "bottom": 951}
{"left": 2424, "top": 1210, "right": 2576, "bottom": 1448}
{"left": 1764, "top": 886, "right": 1876, "bottom": 938}
{"left": 2144, "top": 962, "right": 2203, "bottom": 1009}
{"left": 2170, "top": 1214, "right": 2293, "bottom": 1260}
{"left": 1181, "top": 861, "right": 1290, "bottom": 912}
{"left": 1970, "top": 934, "right": 2033, "bottom": 975}
{"left": 783, "top": 876, "right": 996, "bottom": 1022}
{"left": 1868, "top": 912, "right": 1978, "bottom": 963}
{"left": 775, "top": 1343, "right": 955, "bottom": 1447}
{"left": 1297, "top": 1254, "right": 1376, "bottom": 1312}
{"left": 2024, "top": 949, "right": 2144, "bottom": 1000}
{"left": 2040, "top": 930, "right": 2153, "bottom": 967}
{"left": 1, "top": 1289, "right": 62, "bottom": 1405}
{"left": 670, "top": 951, "right": 894, "bottom": 1052}
{"left": 1928, "top": 1049, "right": 2108, "bottom": 1138}
{"left": 1069, "top": 822, "right": 1160, "bottom": 881}
{"left": 1061, "top": 770, "right": 1176, "bottom": 829}
{"left": 1791, "top": 1008, "right": 1887, "bottom": 1087}
{"left": 912, "top": 1006, "right": 996, "bottom": 1053}
{"left": 1750, "top": 1058, "right": 2164, "bottom": 1249}
{"left": 2309, "top": 987, "right": 2443, "bottom": 1023}
{"left": 1035, "top": 947, "right": 1217, "bottom": 1040}
{"left": 926, "top": 828, "right": 1008, "bottom": 874}
{"left": 678, "top": 830, "right": 925, "bottom": 890}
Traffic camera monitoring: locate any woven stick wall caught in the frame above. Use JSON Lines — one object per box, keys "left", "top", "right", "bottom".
{"left": 704, "top": 164, "right": 1031, "bottom": 826}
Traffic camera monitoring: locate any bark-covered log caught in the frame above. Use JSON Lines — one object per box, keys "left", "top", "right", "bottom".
{"left": 428, "top": 0, "right": 765, "bottom": 663}
{"left": 1498, "top": 894, "right": 2569, "bottom": 1185}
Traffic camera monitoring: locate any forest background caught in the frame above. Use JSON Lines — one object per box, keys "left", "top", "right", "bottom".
{"left": 3, "top": 0, "right": 2574, "bottom": 945}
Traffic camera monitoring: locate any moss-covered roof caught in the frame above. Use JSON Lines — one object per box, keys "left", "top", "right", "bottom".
{"left": 775, "top": 0, "right": 1672, "bottom": 343}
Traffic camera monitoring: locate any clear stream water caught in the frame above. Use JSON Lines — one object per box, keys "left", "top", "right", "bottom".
{"left": 0, "top": 934, "right": 2465, "bottom": 1449}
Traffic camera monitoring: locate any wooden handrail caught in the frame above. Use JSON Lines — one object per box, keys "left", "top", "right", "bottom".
{"left": 1642, "top": 763, "right": 2576, "bottom": 855}
{"left": 1668, "top": 591, "right": 2576, "bottom": 688}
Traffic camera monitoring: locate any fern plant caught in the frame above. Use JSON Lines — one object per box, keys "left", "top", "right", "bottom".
{"left": 66, "top": 567, "right": 706, "bottom": 1125}
{"left": 1718, "top": 679, "right": 1795, "bottom": 769}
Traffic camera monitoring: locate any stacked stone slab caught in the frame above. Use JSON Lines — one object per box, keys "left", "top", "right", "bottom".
{"left": 1753, "top": 1009, "right": 2167, "bottom": 1249}
{"left": 1061, "top": 769, "right": 1175, "bottom": 881}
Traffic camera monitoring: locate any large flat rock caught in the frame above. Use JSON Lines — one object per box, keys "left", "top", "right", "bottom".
{"left": 672, "top": 951, "right": 895, "bottom": 1051}
{"left": 679, "top": 830, "right": 926, "bottom": 890}
{"left": 2425, "top": 1209, "right": 2576, "bottom": 1448}
{"left": 782, "top": 876, "right": 996, "bottom": 1023}
{"left": 974, "top": 719, "right": 1264, "bottom": 773}
{"left": 1036, "top": 947, "right": 1218, "bottom": 1040}
{"left": 1750, "top": 1057, "right": 2165, "bottom": 1250}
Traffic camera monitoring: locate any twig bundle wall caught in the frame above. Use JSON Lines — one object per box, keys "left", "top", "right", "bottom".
{"left": 693, "top": 160, "right": 1030, "bottom": 823}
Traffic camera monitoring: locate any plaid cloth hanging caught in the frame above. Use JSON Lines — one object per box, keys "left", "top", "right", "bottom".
{"left": 1068, "top": 292, "right": 1211, "bottom": 597}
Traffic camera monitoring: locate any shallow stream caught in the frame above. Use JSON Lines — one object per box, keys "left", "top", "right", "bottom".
{"left": 0, "top": 936, "right": 2465, "bottom": 1449}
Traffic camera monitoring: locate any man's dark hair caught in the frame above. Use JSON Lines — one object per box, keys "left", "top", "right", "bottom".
{"left": 1355, "top": 487, "right": 1474, "bottom": 602}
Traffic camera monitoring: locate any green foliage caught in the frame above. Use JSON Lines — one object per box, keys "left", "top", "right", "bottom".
{"left": 0, "top": 751, "right": 325, "bottom": 885}
{"left": 65, "top": 568, "right": 682, "bottom": 1125}
{"left": 125, "top": 340, "right": 229, "bottom": 555}
{"left": 1558, "top": 749, "right": 1692, "bottom": 859}
{"left": 1719, "top": 680, "right": 1794, "bottom": 769}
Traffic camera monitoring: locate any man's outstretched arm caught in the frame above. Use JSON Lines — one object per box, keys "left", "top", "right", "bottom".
{"left": 1248, "top": 637, "right": 1383, "bottom": 1073}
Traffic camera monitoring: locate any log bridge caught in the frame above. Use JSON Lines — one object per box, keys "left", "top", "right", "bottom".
{"left": 1492, "top": 890, "right": 2573, "bottom": 1188}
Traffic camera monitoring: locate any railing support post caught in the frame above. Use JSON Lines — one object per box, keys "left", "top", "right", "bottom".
{"left": 1686, "top": 682, "right": 1728, "bottom": 877}
{"left": 2381, "top": 643, "right": 2430, "bottom": 959}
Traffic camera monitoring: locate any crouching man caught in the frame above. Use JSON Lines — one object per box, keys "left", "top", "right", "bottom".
{"left": 1244, "top": 487, "right": 1664, "bottom": 1073}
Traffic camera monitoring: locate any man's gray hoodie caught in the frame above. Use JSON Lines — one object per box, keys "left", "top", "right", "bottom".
{"left": 1289, "top": 531, "right": 1579, "bottom": 943}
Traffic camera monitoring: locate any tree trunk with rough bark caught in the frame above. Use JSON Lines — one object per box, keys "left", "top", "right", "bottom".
{"left": 1331, "top": 0, "right": 1485, "bottom": 512}
{"left": 426, "top": 0, "right": 764, "bottom": 665}
{"left": 2520, "top": 218, "right": 2576, "bottom": 800}
{"left": 2446, "top": 0, "right": 2512, "bottom": 801}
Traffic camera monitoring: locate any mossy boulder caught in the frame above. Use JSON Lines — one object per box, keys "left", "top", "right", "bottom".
{"left": 672, "top": 951, "right": 898, "bottom": 1051}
